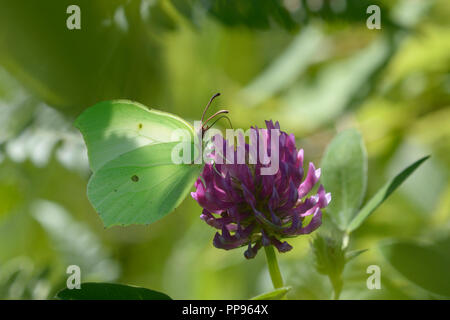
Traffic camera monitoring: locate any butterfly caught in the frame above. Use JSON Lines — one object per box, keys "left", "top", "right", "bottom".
{"left": 76, "top": 94, "right": 226, "bottom": 227}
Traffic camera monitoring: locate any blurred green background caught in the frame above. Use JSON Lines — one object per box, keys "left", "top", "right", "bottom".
{"left": 0, "top": 0, "right": 449, "bottom": 299}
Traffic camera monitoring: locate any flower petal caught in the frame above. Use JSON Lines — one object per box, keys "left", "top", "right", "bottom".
{"left": 298, "top": 162, "right": 321, "bottom": 198}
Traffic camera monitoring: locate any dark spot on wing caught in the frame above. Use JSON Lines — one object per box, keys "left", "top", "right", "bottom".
{"left": 138, "top": 123, "right": 143, "bottom": 129}
{"left": 131, "top": 175, "right": 139, "bottom": 182}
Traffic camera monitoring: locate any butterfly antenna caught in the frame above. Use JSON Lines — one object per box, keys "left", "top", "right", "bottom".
{"left": 204, "top": 114, "right": 233, "bottom": 131}
{"left": 203, "top": 110, "right": 229, "bottom": 128}
{"left": 201, "top": 93, "right": 221, "bottom": 125}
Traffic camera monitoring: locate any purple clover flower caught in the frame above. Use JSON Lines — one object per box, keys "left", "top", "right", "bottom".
{"left": 191, "top": 120, "right": 331, "bottom": 259}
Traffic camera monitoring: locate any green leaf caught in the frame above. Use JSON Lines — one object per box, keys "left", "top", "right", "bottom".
{"left": 310, "top": 233, "right": 346, "bottom": 299}
{"left": 56, "top": 283, "right": 172, "bottom": 300}
{"left": 193, "top": 0, "right": 297, "bottom": 31}
{"left": 380, "top": 241, "right": 450, "bottom": 297}
{"left": 347, "top": 156, "right": 429, "bottom": 232}
{"left": 250, "top": 287, "right": 291, "bottom": 300}
{"left": 76, "top": 100, "right": 203, "bottom": 227}
{"left": 320, "top": 129, "right": 367, "bottom": 230}
{"left": 345, "top": 249, "right": 368, "bottom": 262}
{"left": 311, "top": 234, "right": 346, "bottom": 278}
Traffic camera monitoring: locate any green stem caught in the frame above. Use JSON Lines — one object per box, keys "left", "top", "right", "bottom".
{"left": 264, "top": 245, "right": 284, "bottom": 289}
{"left": 330, "top": 276, "right": 343, "bottom": 300}
{"left": 333, "top": 289, "right": 341, "bottom": 300}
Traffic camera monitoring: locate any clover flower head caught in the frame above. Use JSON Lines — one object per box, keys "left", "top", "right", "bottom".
{"left": 191, "top": 120, "right": 331, "bottom": 259}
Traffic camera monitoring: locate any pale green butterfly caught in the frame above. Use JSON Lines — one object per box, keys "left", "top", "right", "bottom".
{"left": 75, "top": 94, "right": 227, "bottom": 227}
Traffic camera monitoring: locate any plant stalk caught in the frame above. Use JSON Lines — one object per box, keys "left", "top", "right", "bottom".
{"left": 331, "top": 276, "right": 343, "bottom": 300}
{"left": 264, "top": 245, "right": 284, "bottom": 289}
